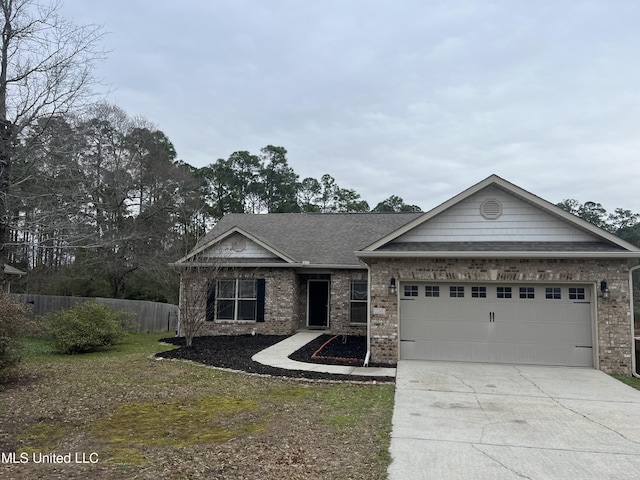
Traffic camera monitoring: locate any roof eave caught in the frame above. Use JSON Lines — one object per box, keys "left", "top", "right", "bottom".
{"left": 355, "top": 251, "right": 640, "bottom": 259}
{"left": 169, "top": 261, "right": 365, "bottom": 270}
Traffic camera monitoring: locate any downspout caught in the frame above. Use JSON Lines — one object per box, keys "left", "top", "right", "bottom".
{"left": 176, "top": 274, "right": 183, "bottom": 337}
{"left": 630, "top": 263, "right": 640, "bottom": 378}
{"left": 364, "top": 264, "right": 372, "bottom": 367}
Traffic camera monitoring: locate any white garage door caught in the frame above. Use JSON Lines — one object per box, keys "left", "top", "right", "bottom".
{"left": 400, "top": 283, "right": 594, "bottom": 367}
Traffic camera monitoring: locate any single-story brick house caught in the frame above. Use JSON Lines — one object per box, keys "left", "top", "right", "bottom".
{"left": 174, "top": 175, "right": 640, "bottom": 375}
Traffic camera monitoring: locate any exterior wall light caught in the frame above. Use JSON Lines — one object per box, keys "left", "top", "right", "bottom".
{"left": 600, "top": 279, "right": 610, "bottom": 300}
{"left": 389, "top": 278, "right": 397, "bottom": 295}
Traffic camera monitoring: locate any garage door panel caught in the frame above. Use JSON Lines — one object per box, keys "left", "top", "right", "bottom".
{"left": 415, "top": 321, "right": 492, "bottom": 343}
{"left": 401, "top": 339, "right": 491, "bottom": 362}
{"left": 399, "top": 283, "right": 593, "bottom": 367}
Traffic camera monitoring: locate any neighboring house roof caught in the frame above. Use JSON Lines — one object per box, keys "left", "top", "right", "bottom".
{"left": 3, "top": 264, "right": 26, "bottom": 276}
{"left": 179, "top": 212, "right": 423, "bottom": 267}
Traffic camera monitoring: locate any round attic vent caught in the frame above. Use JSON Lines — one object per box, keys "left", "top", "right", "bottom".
{"left": 231, "top": 237, "right": 247, "bottom": 252}
{"left": 480, "top": 198, "right": 502, "bottom": 220}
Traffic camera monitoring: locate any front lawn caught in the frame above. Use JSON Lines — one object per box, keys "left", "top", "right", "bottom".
{"left": 1, "top": 333, "right": 394, "bottom": 480}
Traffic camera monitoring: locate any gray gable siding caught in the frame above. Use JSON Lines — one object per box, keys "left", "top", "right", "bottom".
{"left": 394, "top": 185, "right": 596, "bottom": 243}
{"left": 201, "top": 232, "right": 281, "bottom": 260}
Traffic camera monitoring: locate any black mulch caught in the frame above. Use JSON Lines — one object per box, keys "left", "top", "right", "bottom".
{"left": 156, "top": 334, "right": 395, "bottom": 382}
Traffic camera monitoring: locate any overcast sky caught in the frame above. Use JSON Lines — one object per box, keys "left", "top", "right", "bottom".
{"left": 61, "top": 0, "right": 640, "bottom": 214}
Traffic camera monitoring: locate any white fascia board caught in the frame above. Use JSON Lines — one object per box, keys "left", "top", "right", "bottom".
{"left": 355, "top": 250, "right": 640, "bottom": 259}
{"left": 294, "top": 263, "right": 366, "bottom": 270}
{"left": 169, "top": 262, "right": 363, "bottom": 270}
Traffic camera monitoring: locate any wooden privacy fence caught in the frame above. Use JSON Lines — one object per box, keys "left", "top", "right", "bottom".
{"left": 10, "top": 294, "right": 179, "bottom": 333}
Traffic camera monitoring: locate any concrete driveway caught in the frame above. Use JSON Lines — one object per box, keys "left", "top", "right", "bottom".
{"left": 388, "top": 361, "right": 640, "bottom": 480}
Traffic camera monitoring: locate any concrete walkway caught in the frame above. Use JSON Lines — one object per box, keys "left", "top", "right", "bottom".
{"left": 251, "top": 331, "right": 396, "bottom": 377}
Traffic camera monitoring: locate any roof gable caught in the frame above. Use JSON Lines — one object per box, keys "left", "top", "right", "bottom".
{"left": 394, "top": 184, "right": 596, "bottom": 243}
{"left": 176, "top": 227, "right": 295, "bottom": 265}
{"left": 363, "top": 175, "right": 640, "bottom": 254}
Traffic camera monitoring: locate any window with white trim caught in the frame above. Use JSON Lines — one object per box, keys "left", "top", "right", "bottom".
{"left": 404, "top": 285, "right": 419, "bottom": 297}
{"left": 425, "top": 285, "right": 440, "bottom": 297}
{"left": 519, "top": 287, "right": 535, "bottom": 299}
{"left": 545, "top": 287, "right": 561, "bottom": 299}
{"left": 569, "top": 287, "right": 585, "bottom": 300}
{"left": 450, "top": 286, "right": 464, "bottom": 298}
{"left": 472, "top": 286, "right": 487, "bottom": 298}
{"left": 350, "top": 281, "right": 367, "bottom": 324}
{"left": 497, "top": 287, "right": 512, "bottom": 299}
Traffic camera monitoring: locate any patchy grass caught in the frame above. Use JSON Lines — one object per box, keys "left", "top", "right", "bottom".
{"left": 2, "top": 332, "right": 395, "bottom": 480}
{"left": 95, "top": 395, "right": 267, "bottom": 465}
{"left": 18, "top": 420, "right": 70, "bottom": 455}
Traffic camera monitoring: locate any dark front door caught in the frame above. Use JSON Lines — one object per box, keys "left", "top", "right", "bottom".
{"left": 307, "top": 280, "right": 329, "bottom": 328}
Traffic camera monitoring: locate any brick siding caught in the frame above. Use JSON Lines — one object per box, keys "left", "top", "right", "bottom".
{"left": 182, "top": 267, "right": 367, "bottom": 338}
{"left": 182, "top": 258, "right": 635, "bottom": 375}
{"left": 366, "top": 257, "right": 634, "bottom": 375}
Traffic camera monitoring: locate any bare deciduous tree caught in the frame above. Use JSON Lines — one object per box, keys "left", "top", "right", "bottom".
{"left": 0, "top": 0, "right": 105, "bottom": 287}
{"left": 176, "top": 264, "right": 209, "bottom": 347}
{"left": 173, "top": 246, "right": 244, "bottom": 347}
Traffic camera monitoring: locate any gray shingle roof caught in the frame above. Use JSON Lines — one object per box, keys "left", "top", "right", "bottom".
{"left": 195, "top": 212, "right": 424, "bottom": 265}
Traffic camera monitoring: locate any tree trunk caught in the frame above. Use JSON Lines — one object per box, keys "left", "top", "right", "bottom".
{"left": 0, "top": 119, "right": 12, "bottom": 288}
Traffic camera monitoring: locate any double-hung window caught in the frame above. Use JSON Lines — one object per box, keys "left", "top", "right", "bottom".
{"left": 215, "top": 279, "right": 258, "bottom": 321}
{"left": 350, "top": 281, "right": 368, "bottom": 324}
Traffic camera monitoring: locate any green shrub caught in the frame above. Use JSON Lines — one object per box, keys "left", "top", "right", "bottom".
{"left": 0, "top": 294, "right": 32, "bottom": 383}
{"left": 45, "top": 301, "right": 130, "bottom": 354}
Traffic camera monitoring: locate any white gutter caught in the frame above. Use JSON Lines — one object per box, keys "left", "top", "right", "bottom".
{"left": 631, "top": 263, "right": 640, "bottom": 378}
{"left": 364, "top": 264, "right": 372, "bottom": 367}
{"left": 356, "top": 251, "right": 640, "bottom": 259}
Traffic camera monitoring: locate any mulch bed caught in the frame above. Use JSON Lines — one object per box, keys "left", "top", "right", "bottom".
{"left": 156, "top": 334, "right": 395, "bottom": 382}
{"left": 288, "top": 334, "right": 393, "bottom": 368}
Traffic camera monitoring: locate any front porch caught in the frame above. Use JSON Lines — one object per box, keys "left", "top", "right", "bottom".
{"left": 294, "top": 270, "right": 368, "bottom": 336}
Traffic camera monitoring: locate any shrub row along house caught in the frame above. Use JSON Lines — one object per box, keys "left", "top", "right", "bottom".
{"left": 173, "top": 175, "right": 640, "bottom": 375}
